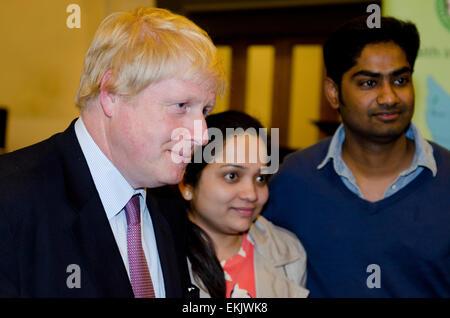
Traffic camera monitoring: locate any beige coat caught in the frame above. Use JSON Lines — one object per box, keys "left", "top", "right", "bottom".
{"left": 189, "top": 216, "right": 309, "bottom": 298}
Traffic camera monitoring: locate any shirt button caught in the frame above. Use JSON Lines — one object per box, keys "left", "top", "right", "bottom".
{"left": 392, "top": 184, "right": 397, "bottom": 190}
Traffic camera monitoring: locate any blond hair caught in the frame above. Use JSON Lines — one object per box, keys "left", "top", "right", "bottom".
{"left": 75, "top": 7, "right": 225, "bottom": 110}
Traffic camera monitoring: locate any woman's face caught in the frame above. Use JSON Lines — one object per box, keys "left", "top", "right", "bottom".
{"left": 188, "top": 134, "right": 269, "bottom": 237}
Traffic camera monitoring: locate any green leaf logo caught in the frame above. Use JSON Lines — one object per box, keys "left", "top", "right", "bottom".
{"left": 436, "top": 0, "right": 450, "bottom": 32}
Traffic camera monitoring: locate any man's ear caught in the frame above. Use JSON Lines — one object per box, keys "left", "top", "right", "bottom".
{"left": 99, "top": 70, "right": 117, "bottom": 118}
{"left": 178, "top": 182, "right": 194, "bottom": 201}
{"left": 324, "top": 77, "right": 340, "bottom": 111}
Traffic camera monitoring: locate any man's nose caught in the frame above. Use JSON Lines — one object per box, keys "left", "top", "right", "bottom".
{"left": 190, "top": 114, "right": 209, "bottom": 146}
{"left": 377, "top": 81, "right": 400, "bottom": 106}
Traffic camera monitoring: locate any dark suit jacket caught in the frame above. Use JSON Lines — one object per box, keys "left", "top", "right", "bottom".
{"left": 0, "top": 119, "right": 195, "bottom": 298}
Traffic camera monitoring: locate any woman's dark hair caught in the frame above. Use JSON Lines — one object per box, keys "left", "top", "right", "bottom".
{"left": 323, "top": 16, "right": 420, "bottom": 87}
{"left": 184, "top": 110, "right": 265, "bottom": 298}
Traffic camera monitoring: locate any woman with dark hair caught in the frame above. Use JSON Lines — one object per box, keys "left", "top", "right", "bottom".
{"left": 179, "top": 110, "right": 308, "bottom": 298}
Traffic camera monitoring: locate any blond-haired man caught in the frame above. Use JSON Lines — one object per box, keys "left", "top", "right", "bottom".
{"left": 0, "top": 7, "right": 224, "bottom": 298}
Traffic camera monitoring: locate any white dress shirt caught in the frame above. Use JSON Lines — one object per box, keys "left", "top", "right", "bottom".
{"left": 74, "top": 117, "right": 166, "bottom": 297}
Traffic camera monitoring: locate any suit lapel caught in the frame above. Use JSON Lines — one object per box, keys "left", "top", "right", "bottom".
{"left": 57, "top": 120, "right": 133, "bottom": 297}
{"left": 71, "top": 196, "right": 133, "bottom": 297}
{"left": 147, "top": 186, "right": 199, "bottom": 298}
{"left": 147, "top": 193, "right": 182, "bottom": 297}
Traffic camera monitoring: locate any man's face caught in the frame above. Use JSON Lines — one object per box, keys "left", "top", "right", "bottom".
{"left": 332, "top": 41, "right": 415, "bottom": 143}
{"left": 108, "top": 77, "right": 216, "bottom": 188}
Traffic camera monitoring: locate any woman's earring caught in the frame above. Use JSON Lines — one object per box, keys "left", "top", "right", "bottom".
{"left": 185, "top": 190, "right": 190, "bottom": 197}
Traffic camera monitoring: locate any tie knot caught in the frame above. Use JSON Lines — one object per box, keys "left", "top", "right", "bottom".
{"left": 125, "top": 194, "right": 140, "bottom": 226}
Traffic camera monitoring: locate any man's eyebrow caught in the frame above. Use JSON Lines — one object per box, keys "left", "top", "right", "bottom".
{"left": 351, "top": 67, "right": 412, "bottom": 79}
{"left": 351, "top": 70, "right": 381, "bottom": 79}
{"left": 391, "top": 67, "right": 412, "bottom": 77}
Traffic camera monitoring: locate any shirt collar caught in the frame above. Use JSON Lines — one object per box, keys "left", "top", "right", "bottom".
{"left": 317, "top": 123, "right": 437, "bottom": 177}
{"left": 74, "top": 117, "right": 146, "bottom": 220}
{"left": 317, "top": 124, "right": 345, "bottom": 171}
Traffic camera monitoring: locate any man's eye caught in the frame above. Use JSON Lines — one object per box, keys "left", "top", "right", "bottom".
{"left": 177, "top": 103, "right": 186, "bottom": 108}
{"left": 394, "top": 77, "right": 409, "bottom": 86}
{"left": 360, "top": 80, "right": 377, "bottom": 87}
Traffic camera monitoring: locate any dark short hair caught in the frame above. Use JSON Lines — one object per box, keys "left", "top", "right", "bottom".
{"left": 323, "top": 16, "right": 420, "bottom": 86}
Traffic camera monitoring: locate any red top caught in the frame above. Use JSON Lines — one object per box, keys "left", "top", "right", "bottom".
{"left": 221, "top": 233, "right": 256, "bottom": 298}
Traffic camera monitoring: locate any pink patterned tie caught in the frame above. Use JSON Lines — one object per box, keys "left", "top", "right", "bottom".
{"left": 125, "top": 194, "right": 155, "bottom": 298}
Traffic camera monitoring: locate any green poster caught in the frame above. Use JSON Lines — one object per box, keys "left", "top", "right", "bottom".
{"left": 383, "top": 0, "right": 450, "bottom": 149}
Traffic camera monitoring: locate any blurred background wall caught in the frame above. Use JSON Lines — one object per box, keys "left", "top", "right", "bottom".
{"left": 383, "top": 0, "right": 450, "bottom": 149}
{"left": 1, "top": 0, "right": 448, "bottom": 154}
{"left": 0, "top": 0, "right": 155, "bottom": 153}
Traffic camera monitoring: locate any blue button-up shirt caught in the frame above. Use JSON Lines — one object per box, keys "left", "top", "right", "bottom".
{"left": 317, "top": 123, "right": 437, "bottom": 199}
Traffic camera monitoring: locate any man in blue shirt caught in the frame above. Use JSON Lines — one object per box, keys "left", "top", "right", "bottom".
{"left": 264, "top": 16, "right": 450, "bottom": 297}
